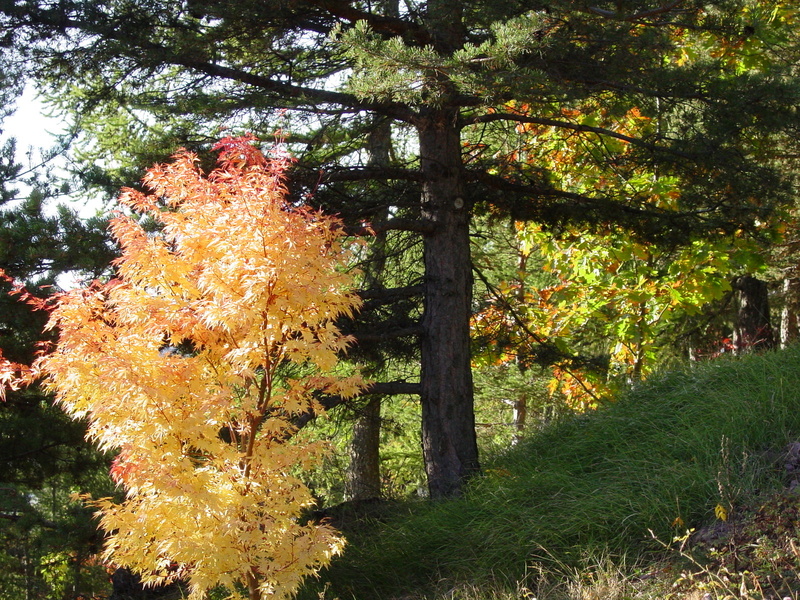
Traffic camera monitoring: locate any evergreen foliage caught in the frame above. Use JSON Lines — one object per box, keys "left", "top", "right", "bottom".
{"left": 0, "top": 63, "right": 117, "bottom": 600}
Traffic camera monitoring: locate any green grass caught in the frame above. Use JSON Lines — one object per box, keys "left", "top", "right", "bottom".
{"left": 300, "top": 346, "right": 800, "bottom": 600}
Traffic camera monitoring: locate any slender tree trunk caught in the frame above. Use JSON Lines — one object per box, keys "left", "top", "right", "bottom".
{"left": 512, "top": 395, "right": 526, "bottom": 445}
{"left": 417, "top": 109, "right": 480, "bottom": 498}
{"left": 23, "top": 540, "right": 31, "bottom": 600}
{"left": 344, "top": 117, "right": 394, "bottom": 501}
{"left": 733, "top": 275, "right": 775, "bottom": 353}
{"left": 780, "top": 278, "right": 800, "bottom": 349}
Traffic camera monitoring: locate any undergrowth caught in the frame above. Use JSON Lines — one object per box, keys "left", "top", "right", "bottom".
{"left": 300, "top": 346, "right": 800, "bottom": 600}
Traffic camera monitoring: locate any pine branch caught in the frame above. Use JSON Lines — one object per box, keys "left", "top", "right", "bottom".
{"left": 353, "top": 325, "right": 423, "bottom": 345}
{"left": 293, "top": 380, "right": 421, "bottom": 429}
{"left": 468, "top": 168, "right": 711, "bottom": 224}
{"left": 347, "top": 217, "right": 436, "bottom": 236}
{"left": 306, "top": 0, "right": 432, "bottom": 45}
{"left": 361, "top": 380, "right": 421, "bottom": 396}
{"left": 586, "top": 0, "right": 686, "bottom": 23}
{"left": 0, "top": 511, "right": 59, "bottom": 530}
{"left": 161, "top": 54, "right": 417, "bottom": 123}
{"left": 8, "top": 4, "right": 418, "bottom": 121}
{"left": 462, "top": 112, "right": 693, "bottom": 160}
{"left": 358, "top": 285, "right": 424, "bottom": 303}
{"left": 0, "top": 442, "right": 65, "bottom": 462}
{"left": 319, "top": 166, "right": 422, "bottom": 183}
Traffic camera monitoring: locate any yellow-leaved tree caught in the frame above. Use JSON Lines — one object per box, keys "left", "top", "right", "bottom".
{"left": 6, "top": 136, "right": 364, "bottom": 599}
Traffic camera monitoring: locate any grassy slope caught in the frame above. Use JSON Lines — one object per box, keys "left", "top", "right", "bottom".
{"left": 302, "top": 346, "right": 800, "bottom": 600}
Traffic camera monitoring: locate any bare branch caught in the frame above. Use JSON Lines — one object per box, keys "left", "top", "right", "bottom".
{"left": 346, "top": 217, "right": 436, "bottom": 236}
{"left": 358, "top": 285, "right": 424, "bottom": 302}
{"left": 293, "top": 380, "right": 421, "bottom": 429}
{"left": 319, "top": 166, "right": 422, "bottom": 184}
{"left": 353, "top": 325, "right": 423, "bottom": 345}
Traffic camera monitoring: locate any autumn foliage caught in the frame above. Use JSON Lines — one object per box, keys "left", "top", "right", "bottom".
{"left": 1, "top": 136, "right": 364, "bottom": 599}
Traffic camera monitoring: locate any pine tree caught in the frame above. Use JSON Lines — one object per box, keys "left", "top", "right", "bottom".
{"left": 0, "top": 82, "right": 117, "bottom": 597}
{"left": 3, "top": 0, "right": 800, "bottom": 497}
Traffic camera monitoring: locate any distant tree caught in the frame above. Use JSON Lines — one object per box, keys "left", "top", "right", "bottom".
{"left": 4, "top": 0, "right": 800, "bottom": 496}
{"left": 0, "top": 52, "right": 24, "bottom": 204}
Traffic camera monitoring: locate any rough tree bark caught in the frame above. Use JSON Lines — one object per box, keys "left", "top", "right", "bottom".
{"left": 733, "top": 275, "right": 776, "bottom": 353}
{"left": 417, "top": 109, "right": 480, "bottom": 498}
{"left": 345, "top": 396, "right": 382, "bottom": 500}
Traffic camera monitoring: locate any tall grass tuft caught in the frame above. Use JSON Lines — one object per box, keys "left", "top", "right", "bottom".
{"left": 303, "top": 346, "right": 800, "bottom": 600}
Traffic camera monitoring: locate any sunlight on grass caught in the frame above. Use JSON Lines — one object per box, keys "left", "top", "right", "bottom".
{"left": 301, "top": 346, "right": 800, "bottom": 600}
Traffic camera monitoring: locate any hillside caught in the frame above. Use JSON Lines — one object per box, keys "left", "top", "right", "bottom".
{"left": 301, "top": 346, "right": 800, "bottom": 600}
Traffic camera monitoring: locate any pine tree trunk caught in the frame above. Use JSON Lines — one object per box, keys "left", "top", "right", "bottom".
{"left": 417, "top": 110, "right": 480, "bottom": 498}
{"left": 345, "top": 397, "right": 382, "bottom": 500}
{"left": 780, "top": 278, "right": 800, "bottom": 349}
{"left": 344, "top": 117, "right": 394, "bottom": 501}
{"left": 733, "top": 275, "right": 775, "bottom": 353}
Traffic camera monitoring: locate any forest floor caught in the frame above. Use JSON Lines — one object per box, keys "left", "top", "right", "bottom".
{"left": 299, "top": 346, "right": 800, "bottom": 600}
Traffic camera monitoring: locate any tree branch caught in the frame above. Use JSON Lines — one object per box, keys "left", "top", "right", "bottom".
{"left": 305, "top": 0, "right": 432, "bottom": 45}
{"left": 353, "top": 325, "right": 423, "bottom": 345}
{"left": 462, "top": 112, "right": 693, "bottom": 160}
{"left": 9, "top": 5, "right": 418, "bottom": 122}
{"left": 346, "top": 217, "right": 436, "bottom": 236}
{"left": 359, "top": 380, "right": 421, "bottom": 396}
{"left": 168, "top": 55, "right": 416, "bottom": 123}
{"left": 358, "top": 284, "right": 424, "bottom": 303}
{"left": 586, "top": 0, "right": 685, "bottom": 22}
{"left": 466, "top": 168, "right": 600, "bottom": 204}
{"left": 0, "top": 511, "right": 59, "bottom": 530}
{"left": 0, "top": 442, "right": 65, "bottom": 462}
{"left": 472, "top": 265, "right": 604, "bottom": 402}
{"left": 467, "top": 169, "right": 720, "bottom": 240}
{"left": 292, "top": 380, "right": 421, "bottom": 430}
{"left": 318, "top": 165, "right": 423, "bottom": 183}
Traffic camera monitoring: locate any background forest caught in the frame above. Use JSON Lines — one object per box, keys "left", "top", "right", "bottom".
{"left": 2, "top": 0, "right": 800, "bottom": 598}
